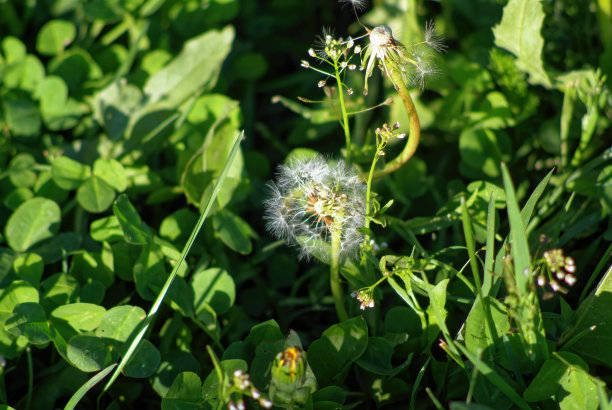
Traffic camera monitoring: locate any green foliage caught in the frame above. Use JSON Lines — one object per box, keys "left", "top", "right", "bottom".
{"left": 0, "top": 0, "right": 610, "bottom": 408}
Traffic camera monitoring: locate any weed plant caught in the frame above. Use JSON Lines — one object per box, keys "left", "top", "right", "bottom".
{"left": 0, "top": 0, "right": 611, "bottom": 409}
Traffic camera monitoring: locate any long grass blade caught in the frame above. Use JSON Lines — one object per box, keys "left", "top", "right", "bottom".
{"left": 500, "top": 163, "right": 531, "bottom": 294}
{"left": 64, "top": 363, "right": 117, "bottom": 410}
{"left": 94, "top": 130, "right": 244, "bottom": 399}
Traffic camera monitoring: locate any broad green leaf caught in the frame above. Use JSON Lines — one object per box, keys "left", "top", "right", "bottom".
{"left": 2, "top": 36, "right": 26, "bottom": 63}
{"left": 212, "top": 209, "right": 256, "bottom": 254}
{"left": 95, "top": 305, "right": 146, "bottom": 342}
{"left": 244, "top": 320, "right": 284, "bottom": 347}
{"left": 5, "top": 302, "right": 53, "bottom": 344}
{"left": 152, "top": 351, "right": 201, "bottom": 397}
{"left": 459, "top": 128, "right": 510, "bottom": 178}
{"left": 191, "top": 267, "right": 235, "bottom": 316}
{"left": 9, "top": 153, "right": 37, "bottom": 187}
{"left": 90, "top": 215, "right": 124, "bottom": 243}
{"left": 41, "top": 273, "right": 79, "bottom": 311}
{"left": 165, "top": 276, "right": 194, "bottom": 318}
{"left": 69, "top": 251, "right": 114, "bottom": 288}
{"left": 569, "top": 264, "right": 612, "bottom": 367}
{"left": 76, "top": 176, "right": 116, "bottom": 213}
{"left": 2, "top": 53, "right": 45, "bottom": 91}
{"left": 426, "top": 279, "right": 450, "bottom": 345}
{"left": 51, "top": 303, "right": 107, "bottom": 332}
{"left": 465, "top": 296, "right": 509, "bottom": 355}
{"left": 384, "top": 306, "right": 423, "bottom": 347}
{"left": 124, "top": 339, "right": 161, "bottom": 378}
{"left": 356, "top": 337, "right": 394, "bottom": 375}
{"left": 0, "top": 282, "right": 39, "bottom": 314}
{"left": 4, "top": 188, "right": 34, "bottom": 210}
{"left": 133, "top": 242, "right": 166, "bottom": 300}
{"left": 313, "top": 386, "right": 346, "bottom": 405}
{"left": 93, "top": 158, "right": 127, "bottom": 192}
{"left": 34, "top": 170, "right": 69, "bottom": 204}
{"left": 2, "top": 97, "right": 40, "bottom": 137}
{"left": 36, "top": 76, "right": 86, "bottom": 130}
{"left": 113, "top": 194, "right": 151, "bottom": 244}
{"left": 80, "top": 281, "right": 106, "bottom": 305}
{"left": 36, "top": 20, "right": 76, "bottom": 55}
{"left": 307, "top": 316, "right": 368, "bottom": 386}
{"left": 524, "top": 352, "right": 598, "bottom": 410}
{"left": 159, "top": 208, "right": 198, "bottom": 242}
{"left": 144, "top": 26, "right": 235, "bottom": 108}
{"left": 51, "top": 156, "right": 91, "bottom": 190}
{"left": 5, "top": 197, "right": 61, "bottom": 252}
{"left": 493, "top": 0, "right": 551, "bottom": 87}
{"left": 162, "top": 371, "right": 202, "bottom": 410}
{"left": 67, "top": 335, "right": 117, "bottom": 372}
{"left": 13, "top": 253, "right": 44, "bottom": 284}
{"left": 32, "top": 232, "right": 82, "bottom": 264}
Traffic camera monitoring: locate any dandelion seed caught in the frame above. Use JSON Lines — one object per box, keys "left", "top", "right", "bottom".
{"left": 424, "top": 21, "right": 447, "bottom": 53}
{"left": 338, "top": 0, "right": 368, "bottom": 12}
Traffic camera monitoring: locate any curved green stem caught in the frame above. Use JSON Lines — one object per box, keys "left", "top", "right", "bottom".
{"left": 330, "top": 223, "right": 349, "bottom": 322}
{"left": 372, "top": 66, "right": 421, "bottom": 179}
{"left": 334, "top": 60, "right": 352, "bottom": 163}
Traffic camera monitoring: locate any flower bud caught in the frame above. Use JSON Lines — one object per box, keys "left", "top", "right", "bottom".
{"left": 269, "top": 347, "right": 317, "bottom": 406}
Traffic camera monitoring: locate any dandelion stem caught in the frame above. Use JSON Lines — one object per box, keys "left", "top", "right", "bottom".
{"left": 330, "top": 220, "right": 349, "bottom": 322}
{"left": 372, "top": 64, "right": 420, "bottom": 179}
{"left": 334, "top": 60, "right": 352, "bottom": 162}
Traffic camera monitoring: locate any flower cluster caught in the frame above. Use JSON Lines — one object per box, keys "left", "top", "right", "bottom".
{"left": 300, "top": 27, "right": 360, "bottom": 95}
{"left": 264, "top": 155, "right": 366, "bottom": 263}
{"left": 227, "top": 369, "right": 272, "bottom": 410}
{"left": 351, "top": 288, "right": 375, "bottom": 309}
{"left": 536, "top": 248, "right": 577, "bottom": 294}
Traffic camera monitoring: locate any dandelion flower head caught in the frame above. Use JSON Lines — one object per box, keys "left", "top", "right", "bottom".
{"left": 264, "top": 155, "right": 366, "bottom": 262}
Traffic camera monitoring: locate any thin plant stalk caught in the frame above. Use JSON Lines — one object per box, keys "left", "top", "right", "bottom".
{"left": 26, "top": 347, "right": 32, "bottom": 410}
{"left": 372, "top": 64, "right": 420, "bottom": 179}
{"left": 330, "top": 219, "right": 349, "bottom": 322}
{"left": 334, "top": 60, "right": 352, "bottom": 162}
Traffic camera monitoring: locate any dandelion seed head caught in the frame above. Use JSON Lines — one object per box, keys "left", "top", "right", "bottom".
{"left": 264, "top": 155, "right": 366, "bottom": 263}
{"left": 369, "top": 25, "right": 393, "bottom": 47}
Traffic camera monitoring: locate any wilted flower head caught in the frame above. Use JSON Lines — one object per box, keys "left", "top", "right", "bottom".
{"left": 359, "top": 22, "right": 444, "bottom": 94}
{"left": 264, "top": 155, "right": 366, "bottom": 263}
